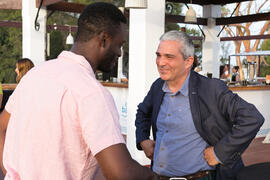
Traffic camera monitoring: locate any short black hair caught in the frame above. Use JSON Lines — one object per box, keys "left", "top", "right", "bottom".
{"left": 75, "top": 2, "right": 127, "bottom": 42}
{"left": 233, "top": 66, "right": 239, "bottom": 71}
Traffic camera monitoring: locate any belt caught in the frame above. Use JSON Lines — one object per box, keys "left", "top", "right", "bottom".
{"left": 158, "top": 170, "right": 215, "bottom": 180}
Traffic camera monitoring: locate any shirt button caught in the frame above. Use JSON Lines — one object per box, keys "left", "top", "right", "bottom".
{"left": 160, "top": 165, "right": 163, "bottom": 168}
{"left": 171, "top": 95, "right": 174, "bottom": 98}
{"left": 161, "top": 147, "right": 164, "bottom": 151}
{"left": 168, "top": 114, "right": 171, "bottom": 117}
{"left": 165, "top": 130, "right": 168, "bottom": 133}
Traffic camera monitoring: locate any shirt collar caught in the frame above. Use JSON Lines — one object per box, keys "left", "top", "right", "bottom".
{"left": 162, "top": 72, "right": 190, "bottom": 97}
{"left": 57, "top": 51, "right": 95, "bottom": 78}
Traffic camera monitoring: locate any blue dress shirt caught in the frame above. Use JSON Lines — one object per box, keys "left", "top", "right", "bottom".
{"left": 153, "top": 73, "right": 214, "bottom": 177}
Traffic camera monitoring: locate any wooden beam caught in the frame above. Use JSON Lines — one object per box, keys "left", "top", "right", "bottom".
{"left": 0, "top": 21, "right": 22, "bottom": 28}
{"left": 190, "top": 36, "right": 203, "bottom": 41}
{"left": 37, "top": 0, "right": 64, "bottom": 7}
{"left": 0, "top": 21, "right": 79, "bottom": 33}
{"left": 47, "top": 24, "right": 77, "bottom": 32}
{"left": 166, "top": 0, "right": 250, "bottom": 6}
{"left": 0, "top": 0, "right": 21, "bottom": 10}
{"left": 47, "top": 1, "right": 86, "bottom": 13}
{"left": 220, "top": 34, "right": 270, "bottom": 41}
{"left": 216, "top": 12, "right": 270, "bottom": 25}
{"left": 166, "top": 15, "right": 207, "bottom": 25}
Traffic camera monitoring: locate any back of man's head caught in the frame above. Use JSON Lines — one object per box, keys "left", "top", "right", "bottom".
{"left": 160, "top": 30, "right": 194, "bottom": 60}
{"left": 75, "top": 2, "right": 127, "bottom": 42}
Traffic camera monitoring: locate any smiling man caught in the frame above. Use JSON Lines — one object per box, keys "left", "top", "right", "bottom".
{"left": 135, "top": 30, "right": 264, "bottom": 180}
{"left": 0, "top": 2, "right": 157, "bottom": 180}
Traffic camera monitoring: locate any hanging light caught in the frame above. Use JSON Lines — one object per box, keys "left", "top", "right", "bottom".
{"left": 125, "top": 0, "right": 147, "bottom": 9}
{"left": 66, "top": 26, "right": 74, "bottom": 45}
{"left": 119, "top": 7, "right": 125, "bottom": 14}
{"left": 184, "top": 0, "right": 197, "bottom": 23}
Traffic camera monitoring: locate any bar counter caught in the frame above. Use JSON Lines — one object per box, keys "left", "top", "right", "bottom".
{"left": 2, "top": 83, "right": 270, "bottom": 137}
{"left": 2, "top": 82, "right": 128, "bottom": 90}
{"left": 229, "top": 85, "right": 270, "bottom": 91}
{"left": 4, "top": 83, "right": 270, "bottom": 91}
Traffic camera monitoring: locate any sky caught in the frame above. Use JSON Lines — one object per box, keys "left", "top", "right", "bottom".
{"left": 178, "top": 0, "right": 270, "bottom": 66}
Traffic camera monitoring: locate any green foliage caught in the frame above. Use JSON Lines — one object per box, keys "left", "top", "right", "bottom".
{"left": 0, "top": 27, "right": 21, "bottom": 83}
{"left": 0, "top": 10, "right": 22, "bottom": 83}
{"left": 259, "top": 39, "right": 270, "bottom": 77}
{"left": 47, "top": 31, "right": 65, "bottom": 60}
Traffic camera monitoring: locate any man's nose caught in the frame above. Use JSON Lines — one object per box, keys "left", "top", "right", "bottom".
{"left": 157, "top": 57, "right": 166, "bottom": 66}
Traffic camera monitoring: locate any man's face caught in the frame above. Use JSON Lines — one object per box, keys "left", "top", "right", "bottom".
{"left": 98, "top": 23, "right": 127, "bottom": 72}
{"left": 156, "top": 40, "right": 193, "bottom": 82}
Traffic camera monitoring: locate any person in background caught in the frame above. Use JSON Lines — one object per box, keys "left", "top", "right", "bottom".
{"left": 231, "top": 66, "right": 240, "bottom": 82}
{"left": 220, "top": 64, "right": 230, "bottom": 80}
{"left": 15, "top": 58, "right": 34, "bottom": 83}
{"left": 135, "top": 30, "right": 264, "bottom": 180}
{"left": 192, "top": 55, "right": 201, "bottom": 73}
{"left": 0, "top": 2, "right": 157, "bottom": 180}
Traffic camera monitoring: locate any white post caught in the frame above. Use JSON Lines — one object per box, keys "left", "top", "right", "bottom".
{"left": 22, "top": 0, "right": 47, "bottom": 66}
{"left": 202, "top": 5, "right": 221, "bottom": 78}
{"left": 117, "top": 48, "right": 123, "bottom": 82}
{"left": 127, "top": 0, "right": 165, "bottom": 165}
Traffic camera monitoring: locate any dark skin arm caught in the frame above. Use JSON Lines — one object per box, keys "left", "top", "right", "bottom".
{"left": 0, "top": 109, "right": 10, "bottom": 175}
{"left": 95, "top": 143, "right": 158, "bottom": 180}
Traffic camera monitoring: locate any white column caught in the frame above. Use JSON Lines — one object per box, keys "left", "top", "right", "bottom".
{"left": 202, "top": 5, "right": 221, "bottom": 78}
{"left": 117, "top": 48, "right": 123, "bottom": 81}
{"left": 127, "top": 0, "right": 165, "bottom": 165}
{"left": 22, "top": 0, "right": 47, "bottom": 66}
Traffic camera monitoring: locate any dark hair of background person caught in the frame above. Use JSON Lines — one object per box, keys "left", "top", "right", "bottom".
{"left": 16, "top": 58, "right": 34, "bottom": 83}
{"left": 75, "top": 2, "right": 127, "bottom": 43}
{"left": 233, "top": 66, "right": 239, "bottom": 72}
{"left": 192, "top": 55, "right": 198, "bottom": 70}
{"left": 219, "top": 65, "right": 225, "bottom": 78}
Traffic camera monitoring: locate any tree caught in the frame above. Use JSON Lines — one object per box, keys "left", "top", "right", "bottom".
{"left": 223, "top": 1, "right": 270, "bottom": 80}
{"left": 260, "top": 39, "right": 270, "bottom": 77}
{"left": 0, "top": 10, "right": 22, "bottom": 83}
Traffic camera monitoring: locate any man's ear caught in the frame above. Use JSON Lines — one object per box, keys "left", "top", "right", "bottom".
{"left": 98, "top": 32, "right": 110, "bottom": 48}
{"left": 186, "top": 56, "right": 194, "bottom": 67}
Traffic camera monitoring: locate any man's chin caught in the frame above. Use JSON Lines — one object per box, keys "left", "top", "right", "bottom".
{"left": 160, "top": 75, "right": 169, "bottom": 81}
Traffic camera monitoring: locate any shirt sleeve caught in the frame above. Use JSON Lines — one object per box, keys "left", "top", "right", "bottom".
{"left": 78, "top": 87, "right": 125, "bottom": 156}
{"left": 4, "top": 89, "right": 17, "bottom": 114}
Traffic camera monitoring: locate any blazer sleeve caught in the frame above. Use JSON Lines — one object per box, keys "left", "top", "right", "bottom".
{"left": 213, "top": 80, "right": 264, "bottom": 167}
{"left": 135, "top": 84, "right": 154, "bottom": 150}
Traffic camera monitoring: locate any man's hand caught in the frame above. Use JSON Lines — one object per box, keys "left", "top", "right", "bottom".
{"left": 140, "top": 140, "right": 155, "bottom": 160}
{"left": 203, "top": 146, "right": 219, "bottom": 166}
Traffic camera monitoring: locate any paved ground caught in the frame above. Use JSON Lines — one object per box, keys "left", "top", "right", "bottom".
{"left": 242, "top": 137, "right": 270, "bottom": 166}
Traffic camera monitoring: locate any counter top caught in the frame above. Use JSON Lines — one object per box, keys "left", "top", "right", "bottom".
{"left": 3, "top": 83, "right": 270, "bottom": 91}
{"left": 229, "top": 85, "right": 270, "bottom": 91}
{"left": 101, "top": 82, "right": 128, "bottom": 88}
{"left": 2, "top": 84, "right": 16, "bottom": 90}
{"left": 2, "top": 82, "right": 128, "bottom": 90}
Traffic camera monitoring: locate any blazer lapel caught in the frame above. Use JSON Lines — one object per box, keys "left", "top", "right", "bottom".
{"left": 189, "top": 71, "right": 210, "bottom": 144}
{"left": 152, "top": 80, "right": 165, "bottom": 136}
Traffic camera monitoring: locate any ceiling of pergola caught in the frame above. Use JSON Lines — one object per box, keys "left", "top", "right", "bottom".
{"left": 0, "top": 0, "right": 269, "bottom": 41}
{"left": 166, "top": 0, "right": 252, "bottom": 6}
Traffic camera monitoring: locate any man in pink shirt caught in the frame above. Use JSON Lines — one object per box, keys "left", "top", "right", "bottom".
{"left": 0, "top": 2, "right": 157, "bottom": 180}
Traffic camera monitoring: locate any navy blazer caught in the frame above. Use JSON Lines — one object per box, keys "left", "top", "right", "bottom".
{"left": 135, "top": 71, "right": 264, "bottom": 180}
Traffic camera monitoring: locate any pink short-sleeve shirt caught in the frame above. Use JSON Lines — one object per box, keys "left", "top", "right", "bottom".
{"left": 4, "top": 51, "right": 125, "bottom": 180}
